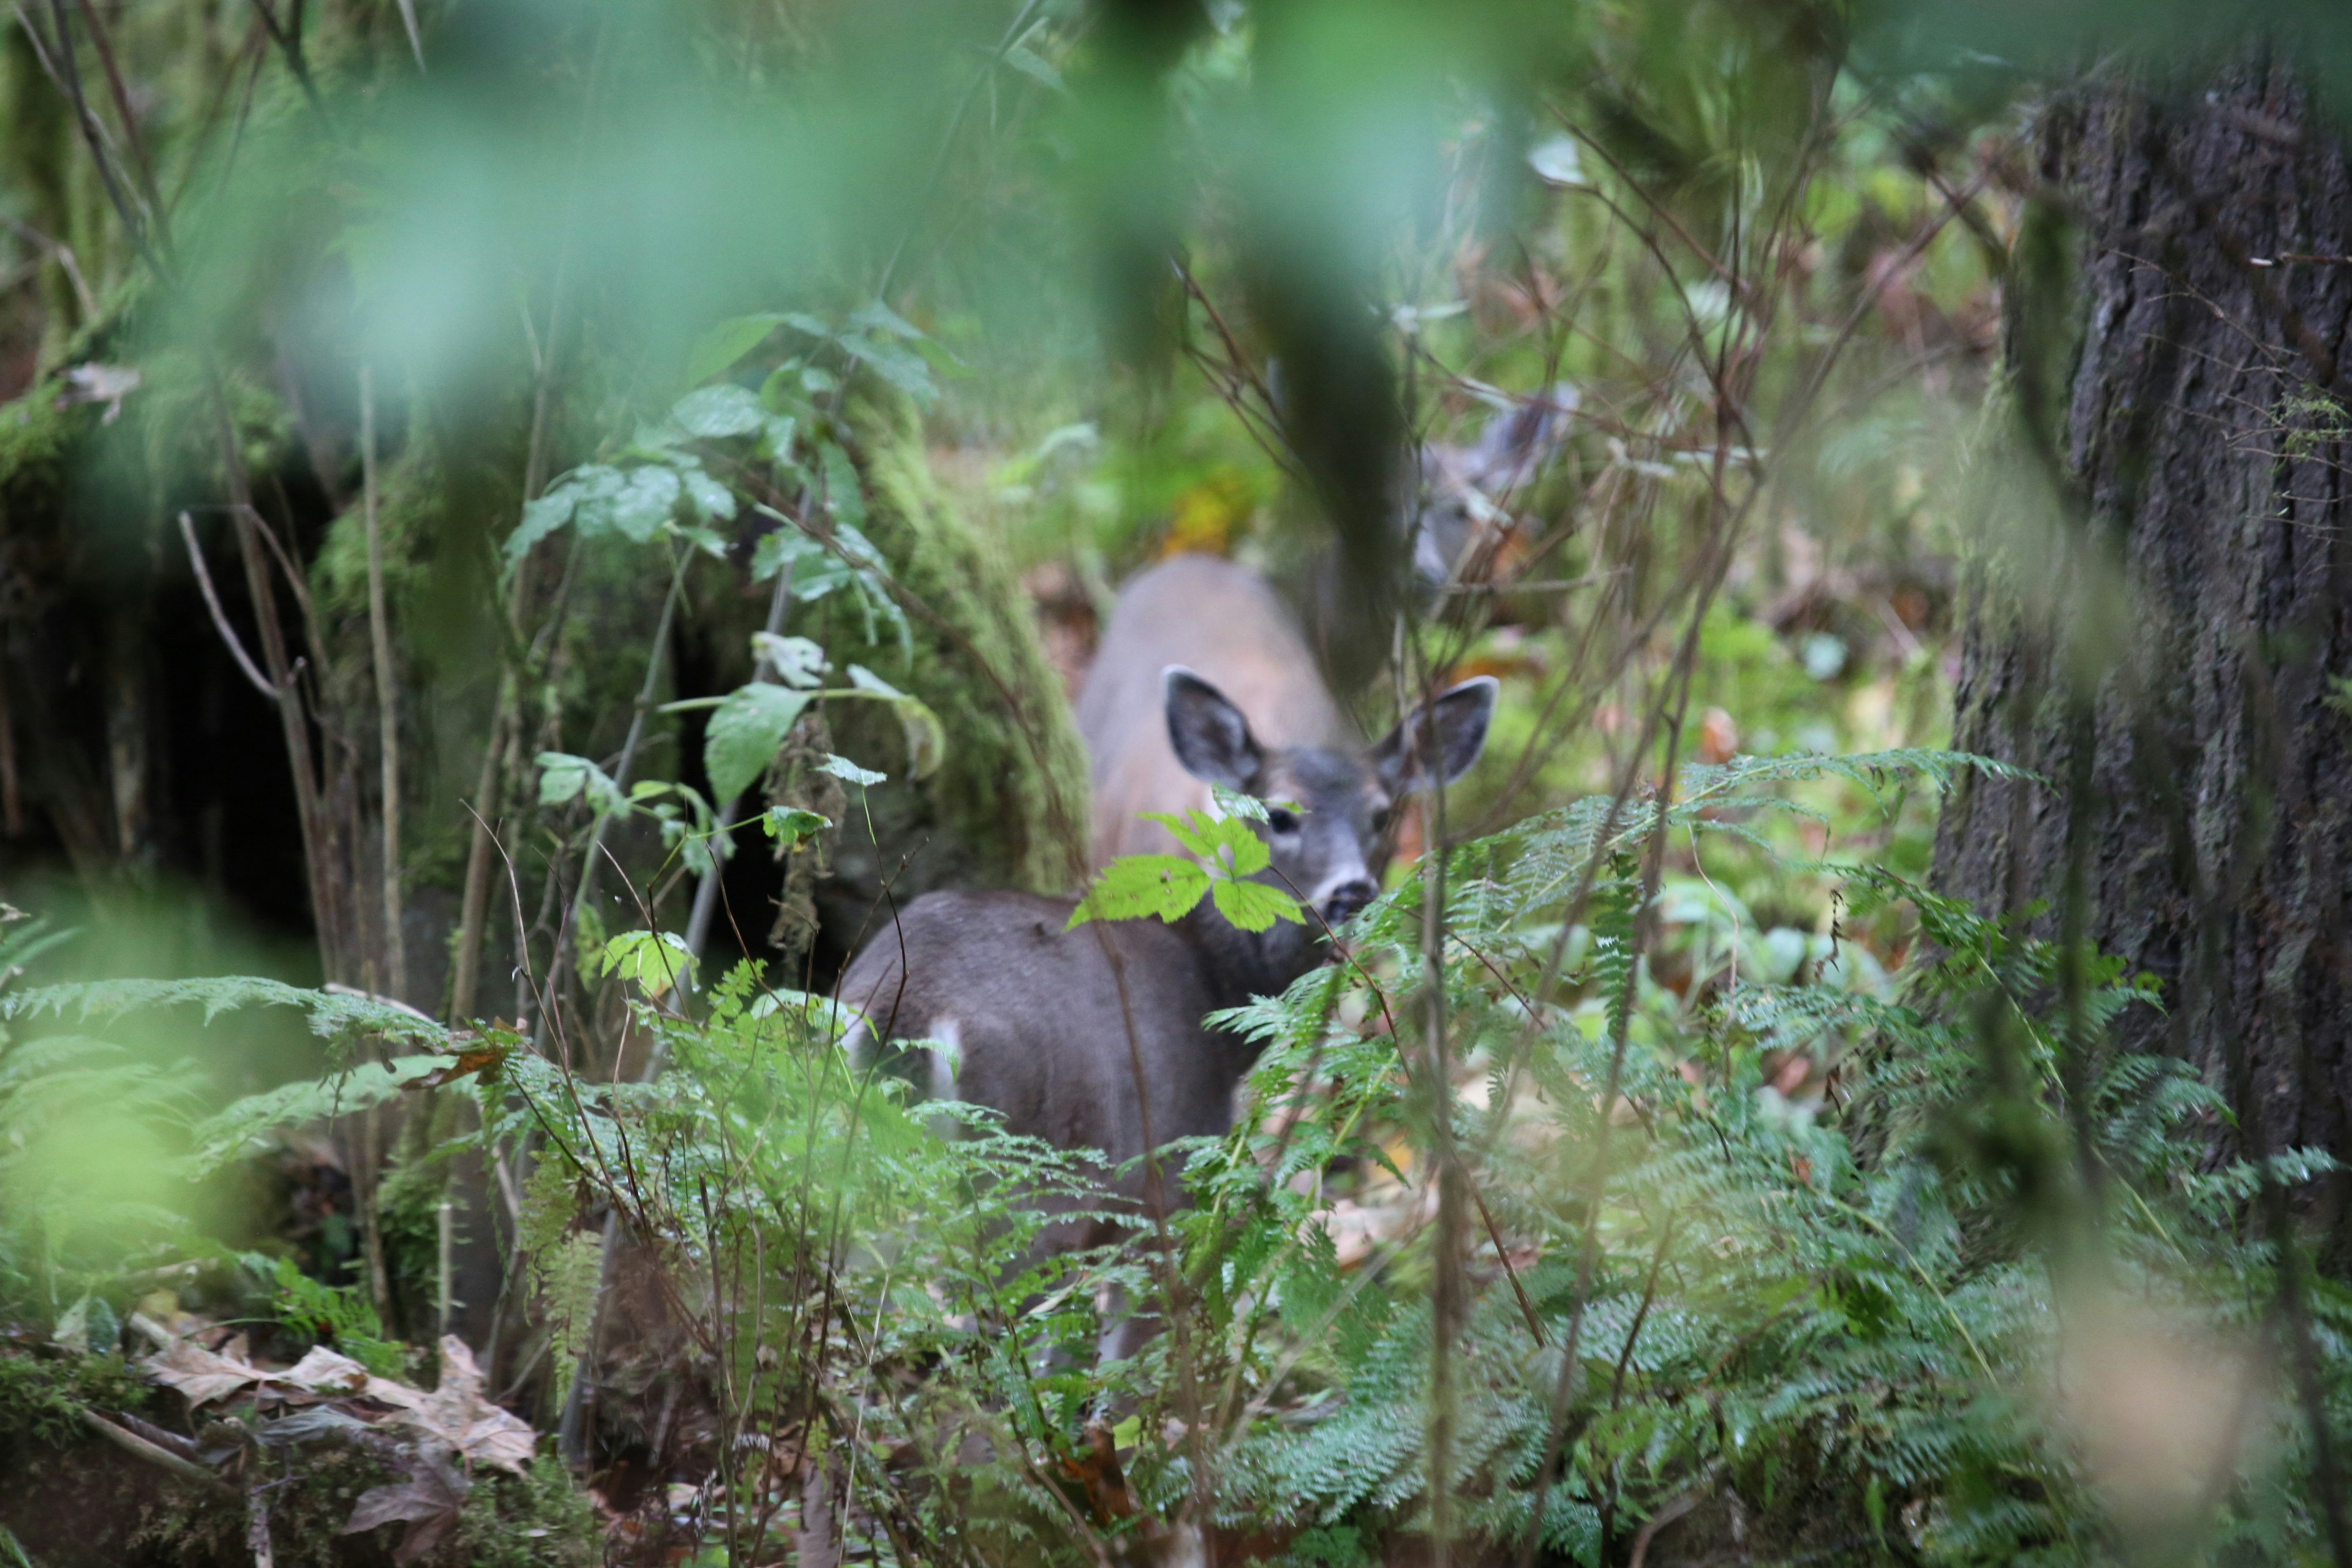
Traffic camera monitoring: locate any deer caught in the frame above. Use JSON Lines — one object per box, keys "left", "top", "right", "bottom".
{"left": 835, "top": 569, "right": 1495, "bottom": 1357}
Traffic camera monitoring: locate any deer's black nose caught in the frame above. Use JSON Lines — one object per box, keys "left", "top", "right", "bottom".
{"left": 1320, "top": 879, "right": 1381, "bottom": 926}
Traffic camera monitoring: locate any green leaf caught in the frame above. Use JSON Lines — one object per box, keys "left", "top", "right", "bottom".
{"left": 597, "top": 930, "right": 696, "bottom": 1001}
{"left": 536, "top": 752, "right": 625, "bottom": 818}
{"left": 1002, "top": 42, "right": 1066, "bottom": 94}
{"left": 506, "top": 488, "right": 579, "bottom": 565}
{"left": 839, "top": 331, "right": 937, "bottom": 404}
{"left": 846, "top": 665, "right": 944, "bottom": 778}
{"left": 1211, "top": 878, "right": 1304, "bottom": 933}
{"left": 821, "top": 441, "right": 869, "bottom": 532}
{"left": 848, "top": 300, "right": 927, "bottom": 341}
{"left": 684, "top": 314, "right": 786, "bottom": 383}
{"left": 1143, "top": 809, "right": 1267, "bottom": 874}
{"left": 675, "top": 458, "right": 736, "bottom": 523}
{"left": 1067, "top": 855, "right": 1211, "bottom": 928}
{"left": 815, "top": 753, "right": 886, "bottom": 787}
{"left": 761, "top": 414, "right": 799, "bottom": 467}
{"left": 763, "top": 806, "right": 829, "bottom": 848}
{"left": 670, "top": 383, "right": 768, "bottom": 439}
{"left": 581, "top": 465, "right": 682, "bottom": 543}
{"left": 705, "top": 684, "right": 813, "bottom": 803}
{"left": 189, "top": 1055, "right": 449, "bottom": 1176}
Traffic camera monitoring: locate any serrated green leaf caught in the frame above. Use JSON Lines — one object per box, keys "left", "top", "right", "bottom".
{"left": 763, "top": 806, "right": 829, "bottom": 848}
{"left": 506, "top": 487, "right": 580, "bottom": 565}
{"left": 1067, "top": 856, "right": 1210, "bottom": 927}
{"left": 597, "top": 930, "right": 696, "bottom": 1001}
{"left": 671, "top": 383, "right": 768, "bottom": 439}
{"left": 675, "top": 458, "right": 736, "bottom": 522}
{"left": 536, "top": 752, "right": 625, "bottom": 818}
{"left": 581, "top": 465, "right": 682, "bottom": 543}
{"left": 1211, "top": 878, "right": 1303, "bottom": 933}
{"left": 839, "top": 332, "right": 937, "bottom": 404}
{"left": 848, "top": 300, "right": 927, "bottom": 340}
{"left": 705, "top": 684, "right": 813, "bottom": 803}
{"left": 684, "top": 314, "right": 786, "bottom": 383}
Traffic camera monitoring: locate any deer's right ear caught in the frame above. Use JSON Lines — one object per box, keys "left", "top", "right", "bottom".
{"left": 1163, "top": 667, "right": 1263, "bottom": 792}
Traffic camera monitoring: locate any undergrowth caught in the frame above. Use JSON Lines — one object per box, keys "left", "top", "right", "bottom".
{"left": 2, "top": 750, "right": 2342, "bottom": 1563}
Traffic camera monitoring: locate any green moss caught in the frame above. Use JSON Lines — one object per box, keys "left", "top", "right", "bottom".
{"left": 837, "top": 390, "right": 1093, "bottom": 895}
{"left": 0, "top": 372, "right": 88, "bottom": 521}
{"left": 0, "top": 1349, "right": 152, "bottom": 1450}
{"left": 453, "top": 1455, "right": 601, "bottom": 1567}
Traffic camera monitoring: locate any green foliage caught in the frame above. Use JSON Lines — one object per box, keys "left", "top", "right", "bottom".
{"left": 1070, "top": 806, "right": 1306, "bottom": 932}
{"left": 1158, "top": 749, "right": 2340, "bottom": 1564}
{"left": 254, "top": 1253, "right": 410, "bottom": 1379}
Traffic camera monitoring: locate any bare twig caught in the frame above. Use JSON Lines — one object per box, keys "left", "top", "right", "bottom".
{"left": 81, "top": 1410, "right": 233, "bottom": 1496}
{"left": 361, "top": 366, "right": 408, "bottom": 1003}
{"left": 179, "top": 513, "right": 279, "bottom": 700}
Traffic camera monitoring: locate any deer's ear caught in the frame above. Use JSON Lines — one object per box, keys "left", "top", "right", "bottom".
{"left": 1464, "top": 385, "right": 1575, "bottom": 494}
{"left": 1372, "top": 676, "right": 1498, "bottom": 795}
{"left": 1163, "top": 667, "right": 1264, "bottom": 791}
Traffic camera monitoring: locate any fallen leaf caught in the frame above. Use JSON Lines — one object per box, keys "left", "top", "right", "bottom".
{"left": 281, "top": 1346, "right": 371, "bottom": 1395}
{"left": 343, "top": 1442, "right": 470, "bottom": 1566}
{"left": 145, "top": 1337, "right": 266, "bottom": 1409}
{"left": 386, "top": 1336, "right": 536, "bottom": 1474}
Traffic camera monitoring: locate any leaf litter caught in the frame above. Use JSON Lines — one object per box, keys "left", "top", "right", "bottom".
{"left": 133, "top": 1312, "right": 538, "bottom": 1562}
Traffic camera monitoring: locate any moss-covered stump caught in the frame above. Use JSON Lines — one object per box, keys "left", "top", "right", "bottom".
{"left": 0, "top": 1347, "right": 598, "bottom": 1567}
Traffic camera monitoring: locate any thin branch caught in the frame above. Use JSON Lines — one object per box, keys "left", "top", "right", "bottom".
{"left": 179, "top": 512, "right": 280, "bottom": 700}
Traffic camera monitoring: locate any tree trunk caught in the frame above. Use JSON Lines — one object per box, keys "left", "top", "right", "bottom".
{"left": 1933, "top": 62, "right": 2352, "bottom": 1239}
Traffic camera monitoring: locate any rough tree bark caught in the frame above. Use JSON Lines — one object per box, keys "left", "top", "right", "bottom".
{"left": 1934, "top": 62, "right": 2352, "bottom": 1240}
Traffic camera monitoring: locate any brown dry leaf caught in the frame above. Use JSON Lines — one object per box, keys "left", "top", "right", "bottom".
{"left": 388, "top": 1336, "right": 535, "bottom": 1474}
{"left": 280, "top": 1345, "right": 371, "bottom": 1396}
{"left": 144, "top": 1337, "right": 266, "bottom": 1409}
{"left": 342, "top": 1445, "right": 470, "bottom": 1565}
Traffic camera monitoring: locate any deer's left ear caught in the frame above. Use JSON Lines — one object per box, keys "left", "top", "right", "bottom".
{"left": 1371, "top": 676, "right": 1498, "bottom": 794}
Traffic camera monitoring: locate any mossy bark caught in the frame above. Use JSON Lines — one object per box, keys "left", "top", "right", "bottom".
{"left": 1932, "top": 65, "right": 2352, "bottom": 1237}
{"left": 787, "top": 393, "right": 1091, "bottom": 971}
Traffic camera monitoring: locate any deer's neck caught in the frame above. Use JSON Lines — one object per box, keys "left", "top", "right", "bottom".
{"left": 1180, "top": 903, "right": 1323, "bottom": 1016}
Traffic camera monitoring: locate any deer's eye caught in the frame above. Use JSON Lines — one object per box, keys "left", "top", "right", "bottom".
{"left": 1264, "top": 807, "right": 1301, "bottom": 835}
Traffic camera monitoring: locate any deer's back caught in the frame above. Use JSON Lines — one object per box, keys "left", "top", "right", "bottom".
{"left": 836, "top": 890, "right": 1247, "bottom": 1193}
{"left": 1076, "top": 554, "right": 1351, "bottom": 865}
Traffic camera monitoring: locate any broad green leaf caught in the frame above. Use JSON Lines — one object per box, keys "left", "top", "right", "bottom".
{"left": 815, "top": 753, "right": 886, "bottom": 787}
{"left": 596, "top": 930, "right": 696, "bottom": 1001}
{"left": 846, "top": 665, "right": 944, "bottom": 778}
{"left": 705, "top": 684, "right": 813, "bottom": 802}
{"left": 1211, "top": 878, "right": 1303, "bottom": 933}
{"left": 684, "top": 314, "right": 786, "bottom": 383}
{"left": 676, "top": 458, "right": 736, "bottom": 522}
{"left": 1144, "top": 809, "right": 1267, "bottom": 873}
{"left": 848, "top": 300, "right": 927, "bottom": 340}
{"left": 839, "top": 331, "right": 936, "bottom": 404}
{"left": 763, "top": 806, "right": 829, "bottom": 848}
{"left": 582, "top": 465, "right": 682, "bottom": 543}
{"left": 1067, "top": 855, "right": 1211, "bottom": 928}
{"left": 506, "top": 488, "right": 579, "bottom": 565}
{"left": 761, "top": 414, "right": 799, "bottom": 466}
{"left": 821, "top": 442, "right": 869, "bottom": 531}
{"left": 535, "top": 752, "right": 625, "bottom": 818}
{"left": 670, "top": 383, "right": 768, "bottom": 439}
